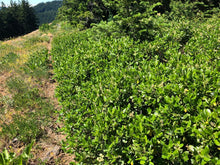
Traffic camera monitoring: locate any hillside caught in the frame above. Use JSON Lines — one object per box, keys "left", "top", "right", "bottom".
{"left": 0, "top": 0, "right": 219, "bottom": 164}
{"left": 34, "top": 0, "right": 62, "bottom": 26}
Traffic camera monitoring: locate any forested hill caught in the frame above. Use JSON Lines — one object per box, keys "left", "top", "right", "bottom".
{"left": 33, "top": 0, "right": 62, "bottom": 26}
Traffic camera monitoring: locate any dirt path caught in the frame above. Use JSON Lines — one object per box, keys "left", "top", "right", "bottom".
{"left": 0, "top": 29, "right": 75, "bottom": 164}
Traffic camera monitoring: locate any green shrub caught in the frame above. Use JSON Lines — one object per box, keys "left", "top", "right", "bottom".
{"left": 168, "top": 1, "right": 196, "bottom": 20}
{"left": 169, "top": 0, "right": 220, "bottom": 19}
{"left": 91, "top": 21, "right": 125, "bottom": 39}
{"left": 52, "top": 14, "right": 220, "bottom": 165}
{"left": 39, "top": 23, "right": 50, "bottom": 32}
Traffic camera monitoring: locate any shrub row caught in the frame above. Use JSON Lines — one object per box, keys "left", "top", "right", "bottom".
{"left": 52, "top": 15, "right": 219, "bottom": 164}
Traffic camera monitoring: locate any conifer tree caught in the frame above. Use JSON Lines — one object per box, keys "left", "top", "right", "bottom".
{"left": 0, "top": 0, "right": 38, "bottom": 40}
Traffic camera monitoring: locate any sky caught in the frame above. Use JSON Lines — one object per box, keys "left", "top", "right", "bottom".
{"left": 1, "top": 0, "right": 55, "bottom": 6}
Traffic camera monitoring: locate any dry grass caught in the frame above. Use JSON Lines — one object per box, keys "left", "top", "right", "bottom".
{"left": 0, "top": 28, "right": 75, "bottom": 164}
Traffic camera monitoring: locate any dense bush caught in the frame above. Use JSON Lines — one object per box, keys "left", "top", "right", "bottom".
{"left": 39, "top": 23, "right": 50, "bottom": 32}
{"left": 180, "top": 0, "right": 219, "bottom": 15}
{"left": 168, "top": 0, "right": 219, "bottom": 19}
{"left": 57, "top": 0, "right": 219, "bottom": 41}
{"left": 57, "top": 0, "right": 172, "bottom": 41}
{"left": 52, "top": 13, "right": 219, "bottom": 164}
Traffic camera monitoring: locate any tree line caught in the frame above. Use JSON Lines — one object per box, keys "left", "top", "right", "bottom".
{"left": 0, "top": 0, "right": 38, "bottom": 40}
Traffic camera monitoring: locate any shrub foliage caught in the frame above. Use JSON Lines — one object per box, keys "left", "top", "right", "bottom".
{"left": 52, "top": 8, "right": 220, "bottom": 164}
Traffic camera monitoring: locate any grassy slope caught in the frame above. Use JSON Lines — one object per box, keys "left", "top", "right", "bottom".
{"left": 0, "top": 25, "right": 74, "bottom": 164}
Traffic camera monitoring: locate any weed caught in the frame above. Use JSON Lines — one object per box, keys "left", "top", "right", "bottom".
{"left": 0, "top": 141, "right": 34, "bottom": 165}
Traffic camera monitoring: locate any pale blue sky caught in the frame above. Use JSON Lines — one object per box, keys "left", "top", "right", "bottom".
{"left": 1, "top": 0, "right": 54, "bottom": 6}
